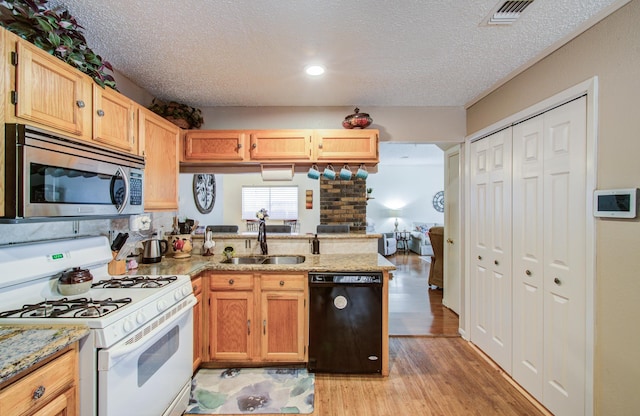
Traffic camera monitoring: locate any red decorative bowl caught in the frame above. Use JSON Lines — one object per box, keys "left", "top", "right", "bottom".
{"left": 342, "top": 108, "right": 372, "bottom": 129}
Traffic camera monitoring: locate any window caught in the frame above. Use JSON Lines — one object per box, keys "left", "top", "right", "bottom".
{"left": 242, "top": 186, "right": 298, "bottom": 220}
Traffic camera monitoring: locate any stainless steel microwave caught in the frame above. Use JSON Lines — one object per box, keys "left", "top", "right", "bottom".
{"left": 3, "top": 124, "right": 145, "bottom": 222}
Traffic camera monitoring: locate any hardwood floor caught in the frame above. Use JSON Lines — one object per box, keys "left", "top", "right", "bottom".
{"left": 388, "top": 252, "right": 459, "bottom": 336}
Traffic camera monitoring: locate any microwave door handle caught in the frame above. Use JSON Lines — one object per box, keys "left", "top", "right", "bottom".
{"left": 113, "top": 166, "right": 129, "bottom": 214}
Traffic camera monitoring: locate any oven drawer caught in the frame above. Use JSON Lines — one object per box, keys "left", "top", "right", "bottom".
{"left": 0, "top": 349, "right": 75, "bottom": 415}
{"left": 210, "top": 273, "right": 254, "bottom": 290}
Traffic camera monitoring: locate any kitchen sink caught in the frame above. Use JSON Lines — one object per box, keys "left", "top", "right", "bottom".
{"left": 221, "top": 255, "right": 305, "bottom": 265}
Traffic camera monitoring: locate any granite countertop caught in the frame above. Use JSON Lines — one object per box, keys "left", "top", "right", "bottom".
{"left": 189, "top": 232, "right": 382, "bottom": 240}
{"left": 131, "top": 252, "right": 395, "bottom": 277}
{"left": 0, "top": 324, "right": 90, "bottom": 385}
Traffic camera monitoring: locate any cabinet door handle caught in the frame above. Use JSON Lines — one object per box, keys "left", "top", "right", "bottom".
{"left": 478, "top": 255, "right": 482, "bottom": 260}
{"left": 554, "top": 277, "right": 561, "bottom": 285}
{"left": 318, "top": 142, "right": 323, "bottom": 149}
{"left": 247, "top": 319, "right": 251, "bottom": 335}
{"left": 76, "top": 100, "right": 85, "bottom": 108}
{"left": 447, "top": 238, "right": 454, "bottom": 244}
{"left": 33, "top": 385, "right": 46, "bottom": 400}
{"left": 228, "top": 279, "right": 234, "bottom": 285}
{"left": 279, "top": 280, "right": 285, "bottom": 286}
{"left": 237, "top": 143, "right": 243, "bottom": 149}
{"left": 252, "top": 143, "right": 257, "bottom": 149}
{"left": 263, "top": 319, "right": 266, "bottom": 335}
{"left": 96, "top": 109, "right": 105, "bottom": 117}
{"left": 525, "top": 270, "right": 532, "bottom": 276}
{"left": 494, "top": 260, "right": 499, "bottom": 266}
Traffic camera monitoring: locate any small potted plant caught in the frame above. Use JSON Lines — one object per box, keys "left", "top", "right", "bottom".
{"left": 148, "top": 98, "right": 204, "bottom": 129}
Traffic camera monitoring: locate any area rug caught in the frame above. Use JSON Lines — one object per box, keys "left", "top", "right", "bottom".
{"left": 185, "top": 368, "right": 315, "bottom": 415}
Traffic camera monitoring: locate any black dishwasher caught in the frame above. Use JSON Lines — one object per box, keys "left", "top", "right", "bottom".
{"left": 308, "top": 272, "right": 382, "bottom": 374}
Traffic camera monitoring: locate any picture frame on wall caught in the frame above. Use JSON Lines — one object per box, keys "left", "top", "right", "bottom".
{"left": 193, "top": 174, "right": 216, "bottom": 214}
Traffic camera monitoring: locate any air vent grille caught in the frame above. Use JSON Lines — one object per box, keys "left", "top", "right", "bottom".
{"left": 485, "top": 0, "right": 534, "bottom": 25}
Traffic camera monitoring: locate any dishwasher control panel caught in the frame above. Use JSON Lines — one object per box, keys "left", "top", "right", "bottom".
{"left": 309, "top": 272, "right": 382, "bottom": 284}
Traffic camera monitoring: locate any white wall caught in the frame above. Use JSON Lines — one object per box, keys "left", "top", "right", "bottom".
{"left": 365, "top": 160, "right": 444, "bottom": 233}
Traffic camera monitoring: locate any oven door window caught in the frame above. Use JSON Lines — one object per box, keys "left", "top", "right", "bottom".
{"left": 30, "top": 163, "right": 121, "bottom": 205}
{"left": 138, "top": 326, "right": 179, "bottom": 387}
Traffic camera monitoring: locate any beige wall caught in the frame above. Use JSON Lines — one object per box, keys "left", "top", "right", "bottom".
{"left": 467, "top": 1, "right": 640, "bottom": 414}
{"left": 198, "top": 106, "right": 466, "bottom": 144}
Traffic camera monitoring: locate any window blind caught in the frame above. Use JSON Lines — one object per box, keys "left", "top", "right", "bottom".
{"left": 241, "top": 186, "right": 298, "bottom": 220}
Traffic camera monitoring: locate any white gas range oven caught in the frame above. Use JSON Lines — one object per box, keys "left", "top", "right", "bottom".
{"left": 0, "top": 236, "right": 196, "bottom": 416}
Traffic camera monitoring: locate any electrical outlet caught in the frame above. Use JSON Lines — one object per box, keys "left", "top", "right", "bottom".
{"left": 129, "top": 214, "right": 151, "bottom": 231}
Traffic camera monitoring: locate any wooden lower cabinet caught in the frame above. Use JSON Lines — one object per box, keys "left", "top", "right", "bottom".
{"left": 192, "top": 275, "right": 203, "bottom": 372}
{"left": 205, "top": 272, "right": 307, "bottom": 364}
{"left": 0, "top": 344, "right": 78, "bottom": 416}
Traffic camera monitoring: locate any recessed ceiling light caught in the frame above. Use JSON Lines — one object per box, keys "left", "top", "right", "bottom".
{"left": 305, "top": 65, "right": 325, "bottom": 76}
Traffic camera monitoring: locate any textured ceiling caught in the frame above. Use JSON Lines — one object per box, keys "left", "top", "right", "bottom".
{"left": 47, "top": 0, "right": 624, "bottom": 108}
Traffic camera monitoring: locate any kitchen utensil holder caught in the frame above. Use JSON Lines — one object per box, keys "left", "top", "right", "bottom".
{"left": 108, "top": 251, "right": 126, "bottom": 275}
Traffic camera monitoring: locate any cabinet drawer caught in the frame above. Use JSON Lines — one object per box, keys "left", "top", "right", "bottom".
{"left": 191, "top": 276, "right": 203, "bottom": 296}
{"left": 261, "top": 274, "right": 306, "bottom": 291}
{"left": 0, "top": 349, "right": 75, "bottom": 415}
{"left": 210, "top": 274, "right": 254, "bottom": 290}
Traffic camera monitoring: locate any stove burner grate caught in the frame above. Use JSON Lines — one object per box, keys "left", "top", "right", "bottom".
{"left": 0, "top": 297, "right": 132, "bottom": 319}
{"left": 91, "top": 275, "right": 178, "bottom": 289}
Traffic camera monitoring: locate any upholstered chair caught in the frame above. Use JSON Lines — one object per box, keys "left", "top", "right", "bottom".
{"left": 428, "top": 226, "right": 444, "bottom": 287}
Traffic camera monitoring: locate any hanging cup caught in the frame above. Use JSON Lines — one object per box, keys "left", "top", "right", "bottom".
{"left": 355, "top": 164, "right": 369, "bottom": 179}
{"left": 322, "top": 164, "right": 336, "bottom": 180}
{"left": 307, "top": 164, "right": 320, "bottom": 179}
{"left": 339, "top": 164, "right": 352, "bottom": 180}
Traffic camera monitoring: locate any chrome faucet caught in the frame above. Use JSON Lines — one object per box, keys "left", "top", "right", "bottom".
{"left": 258, "top": 221, "right": 268, "bottom": 255}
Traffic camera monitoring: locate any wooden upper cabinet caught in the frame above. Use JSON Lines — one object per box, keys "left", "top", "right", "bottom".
{"left": 249, "top": 130, "right": 312, "bottom": 161}
{"left": 11, "top": 37, "right": 92, "bottom": 139}
{"left": 139, "top": 107, "right": 180, "bottom": 211}
{"left": 313, "top": 129, "right": 379, "bottom": 163}
{"left": 92, "top": 85, "right": 137, "bottom": 153}
{"left": 183, "top": 130, "right": 248, "bottom": 162}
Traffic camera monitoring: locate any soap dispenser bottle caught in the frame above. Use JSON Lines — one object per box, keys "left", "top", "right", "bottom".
{"left": 311, "top": 234, "right": 320, "bottom": 254}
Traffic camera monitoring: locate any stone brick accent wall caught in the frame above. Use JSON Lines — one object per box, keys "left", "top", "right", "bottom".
{"left": 319, "top": 177, "right": 367, "bottom": 233}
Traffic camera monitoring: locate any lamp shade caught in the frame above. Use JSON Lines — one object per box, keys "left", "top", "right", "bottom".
{"left": 388, "top": 209, "right": 402, "bottom": 218}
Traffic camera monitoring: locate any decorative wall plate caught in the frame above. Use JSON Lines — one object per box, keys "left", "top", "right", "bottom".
{"left": 193, "top": 174, "right": 216, "bottom": 214}
{"left": 433, "top": 190, "right": 445, "bottom": 213}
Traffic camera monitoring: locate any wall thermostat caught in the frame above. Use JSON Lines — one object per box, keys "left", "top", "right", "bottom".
{"left": 593, "top": 188, "right": 638, "bottom": 218}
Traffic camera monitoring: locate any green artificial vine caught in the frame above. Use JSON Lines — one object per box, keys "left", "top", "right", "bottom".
{"left": 0, "top": 0, "right": 116, "bottom": 89}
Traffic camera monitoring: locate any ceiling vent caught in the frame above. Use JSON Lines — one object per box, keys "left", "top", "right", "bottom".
{"left": 484, "top": 0, "right": 534, "bottom": 25}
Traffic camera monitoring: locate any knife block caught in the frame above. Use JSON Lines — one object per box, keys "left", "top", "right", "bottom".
{"left": 108, "top": 251, "right": 126, "bottom": 275}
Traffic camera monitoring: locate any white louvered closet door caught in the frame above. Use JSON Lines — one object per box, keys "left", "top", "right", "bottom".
{"left": 512, "top": 96, "right": 587, "bottom": 416}
{"left": 469, "top": 128, "right": 513, "bottom": 372}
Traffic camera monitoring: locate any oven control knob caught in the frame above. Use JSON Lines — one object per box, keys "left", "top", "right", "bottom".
{"left": 182, "top": 286, "right": 191, "bottom": 296}
{"left": 157, "top": 300, "right": 168, "bottom": 311}
{"left": 136, "top": 312, "right": 146, "bottom": 324}
{"left": 123, "top": 319, "right": 135, "bottom": 333}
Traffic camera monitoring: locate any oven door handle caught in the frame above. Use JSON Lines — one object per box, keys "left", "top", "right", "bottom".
{"left": 98, "top": 296, "right": 196, "bottom": 371}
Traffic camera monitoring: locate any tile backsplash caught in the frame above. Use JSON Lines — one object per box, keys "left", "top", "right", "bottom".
{"left": 0, "top": 212, "right": 175, "bottom": 246}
